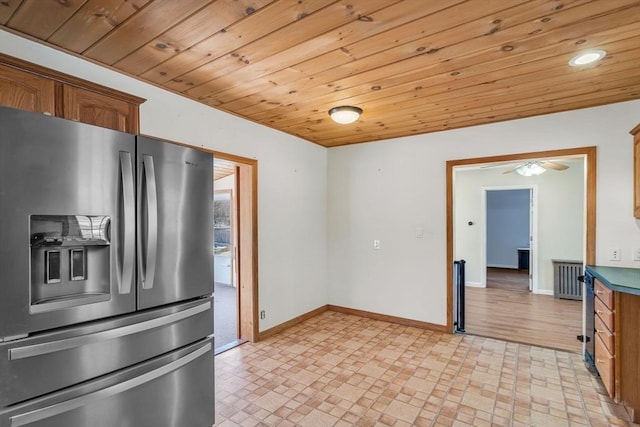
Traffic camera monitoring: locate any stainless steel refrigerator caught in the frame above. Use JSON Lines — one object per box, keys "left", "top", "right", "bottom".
{"left": 0, "top": 106, "right": 214, "bottom": 427}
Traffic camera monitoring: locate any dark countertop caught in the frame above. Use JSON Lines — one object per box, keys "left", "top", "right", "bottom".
{"left": 586, "top": 265, "right": 640, "bottom": 296}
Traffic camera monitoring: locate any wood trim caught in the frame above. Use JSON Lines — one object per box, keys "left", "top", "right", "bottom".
{"left": 446, "top": 157, "right": 454, "bottom": 333}
{"left": 213, "top": 150, "right": 260, "bottom": 343}
{"left": 446, "top": 146, "right": 597, "bottom": 332}
{"left": 327, "top": 305, "right": 449, "bottom": 333}
{"left": 212, "top": 151, "right": 258, "bottom": 167}
{"left": 259, "top": 305, "right": 330, "bottom": 341}
{"left": 585, "top": 146, "right": 597, "bottom": 265}
{"left": 258, "top": 304, "right": 448, "bottom": 341}
{"left": 0, "top": 53, "right": 146, "bottom": 105}
{"left": 631, "top": 124, "right": 640, "bottom": 219}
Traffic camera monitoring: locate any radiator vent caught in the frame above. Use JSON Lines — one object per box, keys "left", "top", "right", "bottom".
{"left": 553, "top": 260, "right": 583, "bottom": 300}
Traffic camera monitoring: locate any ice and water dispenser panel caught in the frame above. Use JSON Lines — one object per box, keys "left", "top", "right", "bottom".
{"left": 30, "top": 215, "right": 111, "bottom": 312}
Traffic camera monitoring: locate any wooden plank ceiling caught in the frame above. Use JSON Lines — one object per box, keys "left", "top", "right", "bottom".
{"left": 1, "top": 0, "right": 639, "bottom": 147}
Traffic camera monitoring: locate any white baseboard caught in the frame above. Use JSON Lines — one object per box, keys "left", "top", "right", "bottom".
{"left": 534, "top": 289, "right": 554, "bottom": 296}
{"left": 465, "top": 281, "right": 485, "bottom": 288}
{"left": 487, "top": 264, "right": 519, "bottom": 269}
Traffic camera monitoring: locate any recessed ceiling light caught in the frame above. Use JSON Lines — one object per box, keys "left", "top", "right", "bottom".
{"left": 569, "top": 50, "right": 606, "bottom": 67}
{"left": 328, "top": 106, "right": 362, "bottom": 124}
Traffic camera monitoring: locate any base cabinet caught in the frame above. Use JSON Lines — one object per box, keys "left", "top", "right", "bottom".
{"left": 593, "top": 277, "right": 640, "bottom": 423}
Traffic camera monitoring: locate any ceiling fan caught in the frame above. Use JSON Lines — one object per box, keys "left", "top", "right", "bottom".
{"left": 481, "top": 160, "right": 570, "bottom": 176}
{"left": 503, "top": 160, "right": 569, "bottom": 176}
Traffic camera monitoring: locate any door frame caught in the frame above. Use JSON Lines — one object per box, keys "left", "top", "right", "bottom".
{"left": 481, "top": 186, "right": 537, "bottom": 292}
{"left": 212, "top": 151, "right": 259, "bottom": 343}
{"left": 446, "top": 146, "right": 597, "bottom": 332}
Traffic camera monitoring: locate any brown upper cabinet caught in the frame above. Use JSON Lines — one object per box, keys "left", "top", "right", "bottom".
{"left": 632, "top": 124, "right": 640, "bottom": 219}
{"left": 0, "top": 54, "right": 144, "bottom": 133}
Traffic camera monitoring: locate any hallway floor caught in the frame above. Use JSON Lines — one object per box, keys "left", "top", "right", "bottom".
{"left": 215, "top": 311, "right": 634, "bottom": 426}
{"left": 214, "top": 281, "right": 238, "bottom": 352}
{"left": 465, "top": 268, "right": 582, "bottom": 353}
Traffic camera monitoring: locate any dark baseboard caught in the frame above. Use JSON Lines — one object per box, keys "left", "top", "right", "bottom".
{"left": 258, "top": 305, "right": 330, "bottom": 341}
{"left": 327, "top": 305, "right": 449, "bottom": 333}
{"left": 258, "top": 304, "right": 448, "bottom": 341}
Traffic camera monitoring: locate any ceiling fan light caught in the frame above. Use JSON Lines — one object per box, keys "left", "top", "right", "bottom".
{"left": 516, "top": 162, "right": 546, "bottom": 176}
{"left": 569, "top": 50, "right": 606, "bottom": 67}
{"left": 329, "top": 106, "right": 362, "bottom": 124}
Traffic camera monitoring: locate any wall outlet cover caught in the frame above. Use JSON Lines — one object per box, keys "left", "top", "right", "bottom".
{"left": 608, "top": 247, "right": 621, "bottom": 261}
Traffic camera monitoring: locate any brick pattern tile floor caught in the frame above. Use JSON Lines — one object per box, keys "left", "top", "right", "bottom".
{"left": 214, "top": 311, "right": 636, "bottom": 426}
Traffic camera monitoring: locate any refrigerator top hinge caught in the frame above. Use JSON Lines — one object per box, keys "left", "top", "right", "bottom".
{"left": 1, "top": 333, "right": 29, "bottom": 343}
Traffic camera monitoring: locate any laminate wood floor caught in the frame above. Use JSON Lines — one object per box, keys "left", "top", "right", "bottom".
{"left": 465, "top": 269, "right": 582, "bottom": 353}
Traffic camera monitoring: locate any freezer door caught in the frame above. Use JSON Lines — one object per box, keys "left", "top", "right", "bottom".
{"left": 0, "top": 107, "right": 136, "bottom": 339}
{"left": 137, "top": 136, "right": 213, "bottom": 309}
{"left": 0, "top": 338, "right": 214, "bottom": 427}
{"left": 0, "top": 298, "right": 212, "bottom": 406}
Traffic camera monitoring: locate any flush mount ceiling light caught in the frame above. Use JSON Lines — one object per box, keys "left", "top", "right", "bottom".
{"left": 328, "top": 106, "right": 362, "bottom": 124}
{"left": 569, "top": 50, "right": 606, "bottom": 67}
{"left": 515, "top": 162, "right": 546, "bottom": 176}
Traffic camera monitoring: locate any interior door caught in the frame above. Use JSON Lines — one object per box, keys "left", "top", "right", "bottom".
{"left": 136, "top": 136, "right": 213, "bottom": 309}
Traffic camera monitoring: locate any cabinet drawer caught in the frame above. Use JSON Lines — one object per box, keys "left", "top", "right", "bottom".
{"left": 595, "top": 333, "right": 615, "bottom": 398}
{"left": 595, "top": 295, "right": 615, "bottom": 331}
{"left": 595, "top": 313, "right": 615, "bottom": 352}
{"left": 595, "top": 279, "right": 614, "bottom": 309}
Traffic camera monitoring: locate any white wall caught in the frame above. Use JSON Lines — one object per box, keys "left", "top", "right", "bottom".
{"left": 328, "top": 101, "right": 640, "bottom": 326}
{"left": 0, "top": 30, "right": 329, "bottom": 332}
{"left": 3, "top": 30, "right": 639, "bottom": 331}
{"left": 455, "top": 162, "right": 584, "bottom": 294}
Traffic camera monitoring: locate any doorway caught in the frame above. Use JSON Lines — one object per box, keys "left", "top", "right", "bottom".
{"left": 212, "top": 152, "right": 258, "bottom": 353}
{"left": 446, "top": 146, "right": 596, "bottom": 352}
{"left": 483, "top": 187, "right": 535, "bottom": 292}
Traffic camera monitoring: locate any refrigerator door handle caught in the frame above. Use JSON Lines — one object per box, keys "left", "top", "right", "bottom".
{"left": 9, "top": 341, "right": 212, "bottom": 427}
{"left": 8, "top": 300, "right": 211, "bottom": 360}
{"left": 119, "top": 151, "right": 135, "bottom": 294}
{"left": 139, "top": 154, "right": 158, "bottom": 290}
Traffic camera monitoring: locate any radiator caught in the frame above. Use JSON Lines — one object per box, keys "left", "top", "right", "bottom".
{"left": 553, "top": 260, "right": 583, "bottom": 300}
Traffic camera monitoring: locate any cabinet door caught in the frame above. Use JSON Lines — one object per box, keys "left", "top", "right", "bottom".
{"left": 62, "top": 85, "right": 139, "bottom": 133}
{"left": 0, "top": 64, "right": 55, "bottom": 114}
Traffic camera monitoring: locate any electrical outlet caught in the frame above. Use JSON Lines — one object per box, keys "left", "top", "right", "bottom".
{"left": 632, "top": 248, "right": 640, "bottom": 262}
{"left": 373, "top": 239, "right": 380, "bottom": 250}
{"left": 608, "top": 247, "right": 621, "bottom": 261}
{"left": 260, "top": 310, "right": 266, "bottom": 319}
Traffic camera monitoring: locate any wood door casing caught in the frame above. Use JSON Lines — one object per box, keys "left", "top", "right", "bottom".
{"left": 0, "top": 64, "right": 55, "bottom": 114}
{"left": 631, "top": 123, "right": 640, "bottom": 218}
{"left": 62, "top": 85, "right": 139, "bottom": 133}
{"left": 446, "top": 146, "right": 597, "bottom": 332}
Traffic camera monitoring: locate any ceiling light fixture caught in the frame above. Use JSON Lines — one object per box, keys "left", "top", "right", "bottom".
{"left": 328, "top": 106, "right": 362, "bottom": 124}
{"left": 568, "top": 50, "right": 606, "bottom": 67}
{"left": 515, "top": 162, "right": 546, "bottom": 176}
